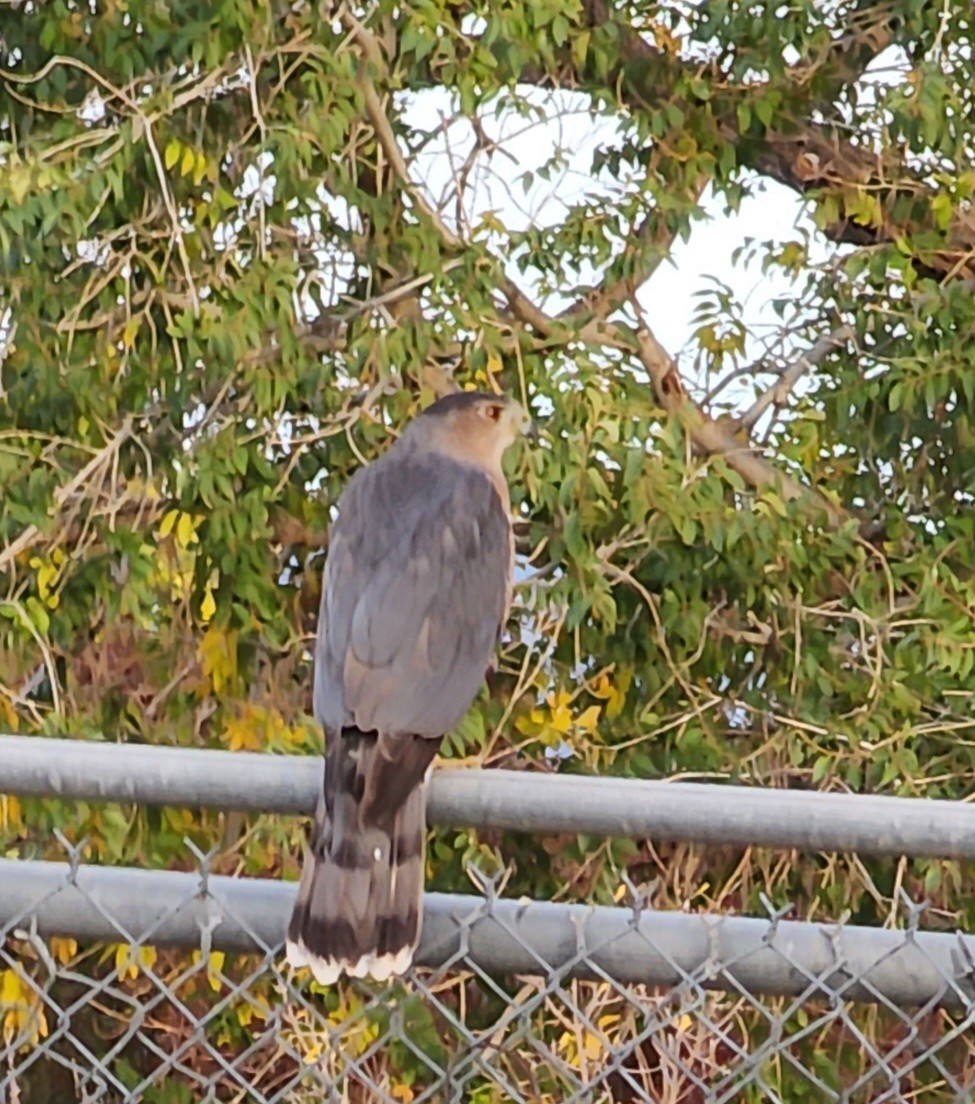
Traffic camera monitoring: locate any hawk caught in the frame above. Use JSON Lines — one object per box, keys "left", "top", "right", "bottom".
{"left": 286, "top": 392, "right": 529, "bottom": 984}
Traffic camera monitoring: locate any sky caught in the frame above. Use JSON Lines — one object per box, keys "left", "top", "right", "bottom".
{"left": 54, "top": 27, "right": 904, "bottom": 440}
{"left": 390, "top": 39, "right": 909, "bottom": 421}
{"left": 397, "top": 84, "right": 833, "bottom": 421}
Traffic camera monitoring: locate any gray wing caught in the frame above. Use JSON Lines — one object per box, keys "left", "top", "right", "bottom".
{"left": 313, "top": 445, "right": 511, "bottom": 738}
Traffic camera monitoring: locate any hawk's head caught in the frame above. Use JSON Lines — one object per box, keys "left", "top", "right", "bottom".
{"left": 414, "top": 391, "right": 533, "bottom": 467}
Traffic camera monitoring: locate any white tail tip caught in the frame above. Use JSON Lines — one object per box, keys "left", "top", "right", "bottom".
{"left": 285, "top": 940, "right": 413, "bottom": 985}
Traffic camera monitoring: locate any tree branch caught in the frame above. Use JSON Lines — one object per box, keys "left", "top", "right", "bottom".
{"left": 560, "top": 173, "right": 709, "bottom": 326}
{"left": 417, "top": 2, "right": 971, "bottom": 282}
{"left": 0, "top": 416, "right": 134, "bottom": 576}
{"left": 582, "top": 1, "right": 974, "bottom": 282}
{"left": 345, "top": 13, "right": 856, "bottom": 532}
{"left": 748, "top": 131, "right": 975, "bottom": 281}
{"left": 732, "top": 325, "right": 854, "bottom": 435}
{"left": 627, "top": 318, "right": 850, "bottom": 529}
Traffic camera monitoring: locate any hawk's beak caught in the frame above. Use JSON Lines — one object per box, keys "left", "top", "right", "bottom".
{"left": 512, "top": 404, "right": 538, "bottom": 441}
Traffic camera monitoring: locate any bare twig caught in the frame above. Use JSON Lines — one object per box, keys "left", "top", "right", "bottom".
{"left": 561, "top": 176, "right": 710, "bottom": 325}
{"left": 343, "top": 13, "right": 854, "bottom": 531}
{"left": 733, "top": 324, "right": 854, "bottom": 434}
{"left": 0, "top": 599, "right": 63, "bottom": 712}
{"left": 629, "top": 314, "right": 850, "bottom": 528}
{"left": 408, "top": 2, "right": 975, "bottom": 283}
{"left": 5, "top": 53, "right": 208, "bottom": 313}
{"left": 0, "top": 417, "right": 134, "bottom": 575}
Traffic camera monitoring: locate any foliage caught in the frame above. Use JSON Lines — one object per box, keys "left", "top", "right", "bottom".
{"left": 1, "top": 0, "right": 974, "bottom": 1097}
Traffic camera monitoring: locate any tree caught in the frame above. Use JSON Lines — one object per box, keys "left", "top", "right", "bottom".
{"left": 1, "top": 0, "right": 974, "bottom": 1097}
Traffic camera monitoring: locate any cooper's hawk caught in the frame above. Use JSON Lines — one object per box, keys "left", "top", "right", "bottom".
{"left": 286, "top": 392, "right": 529, "bottom": 984}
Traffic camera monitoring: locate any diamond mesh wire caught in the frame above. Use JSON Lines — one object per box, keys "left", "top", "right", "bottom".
{"left": 2, "top": 843, "right": 974, "bottom": 1104}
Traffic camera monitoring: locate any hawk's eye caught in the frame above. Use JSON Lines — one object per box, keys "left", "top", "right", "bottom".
{"left": 486, "top": 404, "right": 503, "bottom": 421}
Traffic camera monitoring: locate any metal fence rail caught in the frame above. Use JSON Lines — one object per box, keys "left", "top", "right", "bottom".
{"left": 6, "top": 858, "right": 975, "bottom": 1008}
{"left": 3, "top": 850, "right": 975, "bottom": 1103}
{"left": 3, "top": 737, "right": 975, "bottom": 1102}
{"left": 6, "top": 734, "right": 975, "bottom": 858}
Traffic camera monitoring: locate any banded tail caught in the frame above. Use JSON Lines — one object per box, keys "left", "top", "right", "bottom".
{"left": 286, "top": 728, "right": 438, "bottom": 984}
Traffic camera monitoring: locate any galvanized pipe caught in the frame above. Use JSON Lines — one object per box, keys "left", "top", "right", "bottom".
{"left": 2, "top": 859, "right": 973, "bottom": 1010}
{"left": 3, "top": 734, "right": 975, "bottom": 858}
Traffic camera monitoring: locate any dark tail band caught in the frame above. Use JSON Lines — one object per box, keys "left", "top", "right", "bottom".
{"left": 286, "top": 728, "right": 438, "bottom": 984}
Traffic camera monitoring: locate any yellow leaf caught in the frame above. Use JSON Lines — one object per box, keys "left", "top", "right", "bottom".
{"left": 223, "top": 707, "right": 262, "bottom": 752}
{"left": 33, "top": 1005, "right": 49, "bottom": 1044}
{"left": 545, "top": 689, "right": 574, "bottom": 734}
{"left": 349, "top": 1019, "right": 379, "bottom": 1057}
{"left": 0, "top": 695, "right": 15, "bottom": 728}
{"left": 200, "top": 585, "right": 217, "bottom": 623}
{"left": 549, "top": 704, "right": 573, "bottom": 734}
{"left": 209, "top": 951, "right": 225, "bottom": 988}
{"left": 180, "top": 145, "right": 195, "bottom": 177}
{"left": 556, "top": 1030, "right": 576, "bottom": 1062}
{"left": 1, "top": 794, "right": 22, "bottom": 830}
{"left": 575, "top": 705, "right": 602, "bottom": 734}
{"left": 35, "top": 561, "right": 56, "bottom": 600}
{"left": 391, "top": 1086, "right": 415, "bottom": 1102}
{"left": 115, "top": 943, "right": 155, "bottom": 981}
{"left": 122, "top": 316, "right": 140, "bottom": 349}
{"left": 193, "top": 150, "right": 208, "bottom": 186}
{"left": 582, "top": 1030, "right": 602, "bottom": 1061}
{"left": 557, "top": 1027, "right": 602, "bottom": 1066}
{"left": 1, "top": 968, "right": 48, "bottom": 1048}
{"left": 164, "top": 138, "right": 180, "bottom": 170}
{"left": 1, "top": 968, "right": 23, "bottom": 1005}
{"left": 138, "top": 945, "right": 158, "bottom": 973}
{"left": 236, "top": 996, "right": 270, "bottom": 1027}
{"left": 159, "top": 509, "right": 179, "bottom": 538}
{"left": 595, "top": 666, "right": 632, "bottom": 719}
{"left": 199, "top": 625, "right": 238, "bottom": 695}
{"left": 35, "top": 560, "right": 60, "bottom": 609}
{"left": 590, "top": 673, "right": 615, "bottom": 699}
{"left": 192, "top": 949, "right": 225, "bottom": 991}
{"left": 50, "top": 937, "right": 77, "bottom": 966}
{"left": 115, "top": 944, "right": 137, "bottom": 981}
{"left": 176, "top": 511, "right": 197, "bottom": 549}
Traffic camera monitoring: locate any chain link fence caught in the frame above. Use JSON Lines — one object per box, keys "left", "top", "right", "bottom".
{"left": 3, "top": 738, "right": 975, "bottom": 1103}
